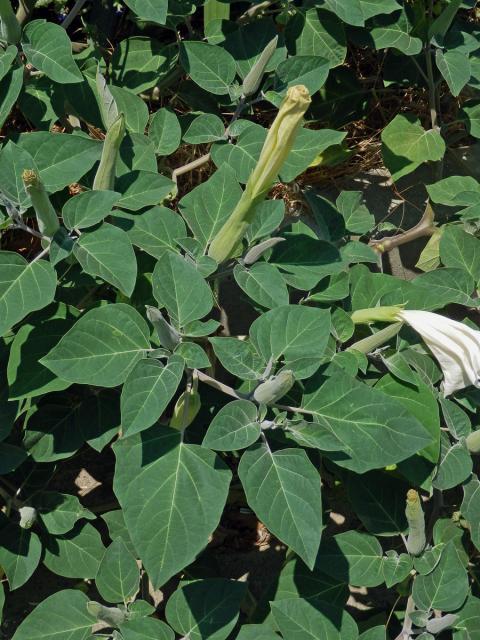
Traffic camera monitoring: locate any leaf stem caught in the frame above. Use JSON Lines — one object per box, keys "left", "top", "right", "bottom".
{"left": 369, "top": 204, "right": 436, "bottom": 254}
{"left": 61, "top": 0, "right": 88, "bottom": 30}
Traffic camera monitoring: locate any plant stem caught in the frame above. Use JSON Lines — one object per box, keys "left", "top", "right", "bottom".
{"left": 62, "top": 0, "right": 88, "bottom": 30}
{"left": 369, "top": 204, "right": 436, "bottom": 253}
{"left": 394, "top": 594, "right": 415, "bottom": 640}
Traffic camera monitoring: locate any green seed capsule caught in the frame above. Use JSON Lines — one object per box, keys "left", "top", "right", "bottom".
{"left": 405, "top": 489, "right": 426, "bottom": 556}
{"left": 466, "top": 429, "right": 480, "bottom": 454}
{"left": 253, "top": 370, "right": 294, "bottom": 405}
{"left": 170, "top": 388, "right": 201, "bottom": 430}
{"left": 86, "top": 602, "right": 126, "bottom": 627}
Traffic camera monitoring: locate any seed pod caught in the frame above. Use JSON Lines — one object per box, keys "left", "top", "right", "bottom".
{"left": 426, "top": 614, "right": 458, "bottom": 634}
{"left": 0, "top": 0, "right": 21, "bottom": 43}
{"left": 170, "top": 388, "right": 201, "bottom": 430}
{"left": 18, "top": 506, "right": 37, "bottom": 529}
{"left": 146, "top": 306, "right": 180, "bottom": 351}
{"left": 405, "top": 489, "right": 426, "bottom": 556}
{"left": 254, "top": 370, "right": 294, "bottom": 405}
{"left": 22, "top": 169, "right": 60, "bottom": 241}
{"left": 93, "top": 113, "right": 125, "bottom": 191}
{"left": 466, "top": 429, "right": 480, "bottom": 454}
{"left": 242, "top": 35, "right": 278, "bottom": 98}
{"left": 86, "top": 602, "right": 126, "bottom": 628}
{"left": 208, "top": 85, "right": 310, "bottom": 263}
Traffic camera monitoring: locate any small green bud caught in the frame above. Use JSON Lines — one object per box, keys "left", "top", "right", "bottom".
{"left": 18, "top": 506, "right": 37, "bottom": 529}
{"left": 426, "top": 614, "right": 458, "bottom": 634}
{"left": 241, "top": 35, "right": 278, "bottom": 98}
{"left": 170, "top": 388, "right": 201, "bottom": 430}
{"left": 254, "top": 370, "right": 294, "bottom": 405}
{"left": 86, "top": 602, "right": 126, "bottom": 628}
{"left": 405, "top": 489, "right": 426, "bottom": 556}
{"left": 146, "top": 306, "right": 180, "bottom": 351}
{"left": 466, "top": 429, "right": 480, "bottom": 454}
{"left": 93, "top": 113, "right": 125, "bottom": 191}
{"left": 22, "top": 169, "right": 60, "bottom": 241}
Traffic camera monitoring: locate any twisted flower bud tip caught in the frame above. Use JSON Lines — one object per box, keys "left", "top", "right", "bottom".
{"left": 22, "top": 169, "right": 39, "bottom": 186}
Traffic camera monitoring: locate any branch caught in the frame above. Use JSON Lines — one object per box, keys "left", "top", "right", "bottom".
{"left": 62, "top": 0, "right": 89, "bottom": 30}
{"left": 369, "top": 204, "right": 436, "bottom": 254}
{"left": 393, "top": 594, "right": 415, "bottom": 640}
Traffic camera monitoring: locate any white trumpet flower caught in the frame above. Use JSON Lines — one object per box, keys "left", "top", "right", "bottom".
{"left": 399, "top": 310, "right": 480, "bottom": 396}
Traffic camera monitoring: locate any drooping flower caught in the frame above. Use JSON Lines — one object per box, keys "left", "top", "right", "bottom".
{"left": 398, "top": 310, "right": 480, "bottom": 396}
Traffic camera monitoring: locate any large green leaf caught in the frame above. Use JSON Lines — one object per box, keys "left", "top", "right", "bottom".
{"left": 115, "top": 171, "right": 175, "bottom": 211}
{"left": 43, "top": 522, "right": 105, "bottom": 579}
{"left": 209, "top": 337, "right": 265, "bottom": 380}
{"left": 234, "top": 263, "right": 289, "bottom": 310}
{"left": 96, "top": 538, "right": 140, "bottom": 604}
{"left": 152, "top": 252, "right": 214, "bottom": 328}
{"left": 33, "top": 491, "right": 95, "bottom": 536}
{"left": 74, "top": 223, "right": 137, "bottom": 297}
{"left": 370, "top": 9, "right": 422, "bottom": 54}
{"left": 436, "top": 49, "right": 470, "bottom": 97}
{"left": 440, "top": 225, "right": 480, "bottom": 282}
{"left": 300, "top": 372, "right": 432, "bottom": 472}
{"left": 461, "top": 475, "right": 480, "bottom": 552}
{"left": 271, "top": 599, "right": 358, "bottom": 640}
{"left": 0, "top": 252, "right": 57, "bottom": 337}
{"left": 286, "top": 9, "right": 347, "bottom": 67}
{"left": 0, "top": 66, "right": 24, "bottom": 131}
{"left": 323, "top": 0, "right": 400, "bottom": 25}
{"left": 111, "top": 36, "right": 173, "bottom": 94}
{"left": 0, "top": 522, "right": 42, "bottom": 590}
{"left": 62, "top": 190, "right": 120, "bottom": 231}
{"left": 119, "top": 618, "right": 174, "bottom": 640}
{"left": 120, "top": 356, "right": 184, "bottom": 437}
{"left": 124, "top": 0, "right": 168, "bottom": 25}
{"left": 203, "top": 400, "right": 260, "bottom": 451}
{"left": 165, "top": 579, "right": 246, "bottom": 640}
{"left": 0, "top": 45, "right": 17, "bottom": 83}
{"left": 22, "top": 20, "right": 83, "bottom": 84}
{"left": 114, "top": 428, "right": 232, "bottom": 588}
{"left": 11, "top": 590, "right": 94, "bottom": 640}
{"left": 41, "top": 304, "right": 151, "bottom": 387}
{"left": 180, "top": 42, "right": 236, "bottom": 95}
{"left": 413, "top": 540, "right": 469, "bottom": 611}
{"left": 148, "top": 108, "right": 182, "bottom": 155}
{"left": 239, "top": 444, "right": 322, "bottom": 568}
{"left": 250, "top": 305, "right": 331, "bottom": 379}
{"left": 273, "top": 557, "right": 348, "bottom": 606}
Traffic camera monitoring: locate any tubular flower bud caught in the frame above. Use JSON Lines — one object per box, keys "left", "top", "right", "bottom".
{"left": 86, "top": 602, "right": 126, "bottom": 627}
{"left": 405, "top": 489, "right": 426, "bottom": 556}
{"left": 208, "top": 85, "right": 311, "bottom": 263}
{"left": 253, "top": 369, "right": 294, "bottom": 405}
{"left": 170, "top": 388, "right": 201, "bottom": 430}
{"left": 93, "top": 113, "right": 125, "bottom": 191}
{"left": 22, "top": 169, "right": 60, "bottom": 240}
{"left": 146, "top": 306, "right": 180, "bottom": 351}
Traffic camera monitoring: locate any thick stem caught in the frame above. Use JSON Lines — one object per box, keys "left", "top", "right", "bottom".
{"left": 0, "top": 0, "right": 21, "bottom": 43}
{"left": 394, "top": 594, "right": 415, "bottom": 640}
{"left": 369, "top": 204, "right": 436, "bottom": 254}
{"left": 426, "top": 0, "right": 443, "bottom": 181}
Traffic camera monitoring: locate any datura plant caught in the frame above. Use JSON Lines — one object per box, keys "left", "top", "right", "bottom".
{"left": 1, "top": 0, "right": 480, "bottom": 638}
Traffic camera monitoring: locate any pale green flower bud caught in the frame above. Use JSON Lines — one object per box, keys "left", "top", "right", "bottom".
{"left": 86, "top": 602, "right": 126, "bottom": 627}
{"left": 93, "top": 113, "right": 125, "bottom": 191}
{"left": 208, "top": 85, "right": 311, "bottom": 263}
{"left": 426, "top": 614, "right": 458, "bottom": 634}
{"left": 170, "top": 388, "right": 201, "bottom": 430}
{"left": 146, "top": 306, "right": 180, "bottom": 351}
{"left": 254, "top": 370, "right": 294, "bottom": 405}
{"left": 0, "top": 0, "right": 21, "bottom": 43}
{"left": 405, "top": 489, "right": 426, "bottom": 556}
{"left": 22, "top": 169, "right": 60, "bottom": 242}
{"left": 350, "top": 306, "right": 404, "bottom": 325}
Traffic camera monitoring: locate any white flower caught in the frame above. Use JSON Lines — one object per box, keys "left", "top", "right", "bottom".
{"left": 399, "top": 310, "right": 480, "bottom": 396}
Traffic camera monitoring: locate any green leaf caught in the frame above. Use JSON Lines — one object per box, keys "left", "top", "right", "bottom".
{"left": 454, "top": 596, "right": 480, "bottom": 640}
{"left": 323, "top": 0, "right": 400, "bottom": 25}
{"left": 271, "top": 598, "right": 358, "bottom": 640}
{"left": 62, "top": 190, "right": 120, "bottom": 231}
{"left": 432, "top": 438, "right": 472, "bottom": 490}
{"left": 336, "top": 190, "right": 374, "bottom": 234}
{"left": 111, "top": 37, "right": 173, "bottom": 94}
{"left": 436, "top": 49, "right": 470, "bottom": 97}
{"left": 239, "top": 444, "right": 322, "bottom": 568}
{"left": 179, "top": 165, "right": 241, "bottom": 252}
{"left": 280, "top": 128, "right": 346, "bottom": 182}
{"left": 234, "top": 263, "right": 289, "bottom": 309}
{"left": 0, "top": 522, "right": 41, "bottom": 589}
{"left": 11, "top": 590, "right": 94, "bottom": 640}
{"left": 124, "top": 0, "right": 168, "bottom": 25}
{"left": 108, "top": 85, "right": 149, "bottom": 133}
{"left": 211, "top": 123, "right": 265, "bottom": 183}
{"left": 370, "top": 9, "right": 422, "bottom": 55}
{"left": 102, "top": 510, "right": 136, "bottom": 557}
{"left": 43, "top": 522, "right": 106, "bottom": 579}
{"left": 0, "top": 141, "right": 36, "bottom": 209}
{"left": 113, "top": 429, "right": 232, "bottom": 588}
{"left": 119, "top": 617, "right": 174, "bottom": 640}
{"left": 209, "top": 337, "right": 265, "bottom": 380}
{"left": 301, "top": 372, "right": 432, "bottom": 472}
{"left": 180, "top": 42, "right": 236, "bottom": 95}
{"left": 73, "top": 223, "right": 137, "bottom": 297}
{"left": 96, "top": 538, "right": 140, "bottom": 604}
{"left": 428, "top": 0, "right": 462, "bottom": 40}
{"left": 17, "top": 131, "right": 102, "bottom": 193}
{"left": 381, "top": 114, "right": 445, "bottom": 181}
{"left": 114, "top": 205, "right": 186, "bottom": 260}
{"left": 426, "top": 175, "right": 480, "bottom": 205}
{"left": 440, "top": 225, "right": 480, "bottom": 282}
{"left": 461, "top": 474, "right": 480, "bottom": 552}
{"left": 0, "top": 45, "right": 17, "bottom": 82}
{"left": 115, "top": 170, "right": 174, "bottom": 211}
{"left": 183, "top": 113, "right": 225, "bottom": 144}
{"left": 203, "top": 399, "right": 260, "bottom": 450}
{"left": 41, "top": 304, "right": 151, "bottom": 387}
{"left": 344, "top": 470, "right": 408, "bottom": 536}
{"left": 316, "top": 530, "right": 384, "bottom": 587}
{"left": 413, "top": 540, "right": 469, "bottom": 611}
{"left": 22, "top": 20, "right": 83, "bottom": 84}
{"left": 440, "top": 396, "right": 471, "bottom": 439}
{"left": 273, "top": 55, "right": 330, "bottom": 97}
{"left": 152, "top": 252, "right": 214, "bottom": 328}
{"left": 286, "top": 9, "right": 347, "bottom": 67}
{"left": 165, "top": 579, "right": 246, "bottom": 640}
{"left": 120, "top": 356, "right": 184, "bottom": 437}
{"left": 148, "top": 108, "right": 182, "bottom": 155}
{"left": 383, "top": 550, "right": 413, "bottom": 588}
{"left": 250, "top": 305, "right": 331, "bottom": 379}
{"left": 33, "top": 491, "right": 95, "bottom": 535}
{"left": 375, "top": 373, "right": 440, "bottom": 464}
{"left": 460, "top": 100, "right": 480, "bottom": 139}
{"left": 273, "top": 556, "right": 348, "bottom": 606}
{"left": 237, "top": 625, "right": 280, "bottom": 640}
{"left": 0, "top": 252, "right": 57, "bottom": 337}
{"left": 0, "top": 66, "right": 23, "bottom": 131}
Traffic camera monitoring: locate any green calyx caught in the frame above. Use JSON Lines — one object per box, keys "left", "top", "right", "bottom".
{"left": 350, "top": 306, "right": 404, "bottom": 325}
{"left": 405, "top": 489, "right": 426, "bottom": 556}
{"left": 93, "top": 113, "right": 125, "bottom": 191}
